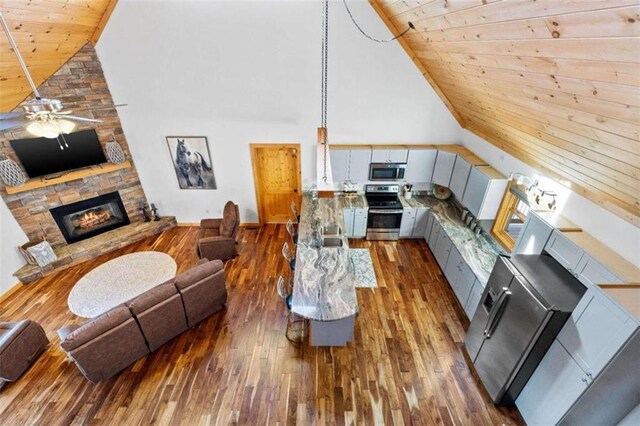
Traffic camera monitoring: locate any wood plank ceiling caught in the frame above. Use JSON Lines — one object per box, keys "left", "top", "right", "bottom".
{"left": 371, "top": 0, "right": 640, "bottom": 226}
{"left": 0, "top": 0, "right": 116, "bottom": 112}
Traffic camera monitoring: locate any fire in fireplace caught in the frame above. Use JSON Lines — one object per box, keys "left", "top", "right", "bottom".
{"left": 50, "top": 191, "right": 130, "bottom": 244}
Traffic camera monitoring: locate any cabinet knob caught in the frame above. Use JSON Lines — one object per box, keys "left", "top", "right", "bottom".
{"left": 586, "top": 372, "right": 593, "bottom": 379}
{"left": 581, "top": 377, "right": 588, "bottom": 383}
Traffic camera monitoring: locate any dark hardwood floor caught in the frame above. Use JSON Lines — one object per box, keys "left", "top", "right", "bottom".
{"left": 0, "top": 225, "right": 523, "bottom": 425}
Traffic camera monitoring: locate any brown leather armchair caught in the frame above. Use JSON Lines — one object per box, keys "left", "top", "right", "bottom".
{"left": 197, "top": 201, "right": 241, "bottom": 261}
{"left": 0, "top": 320, "right": 49, "bottom": 389}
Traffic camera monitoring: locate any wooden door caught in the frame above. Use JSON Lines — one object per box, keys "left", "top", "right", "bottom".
{"left": 250, "top": 144, "right": 301, "bottom": 224}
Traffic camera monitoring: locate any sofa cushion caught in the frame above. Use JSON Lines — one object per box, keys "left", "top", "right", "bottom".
{"left": 127, "top": 281, "right": 177, "bottom": 315}
{"left": 174, "top": 260, "right": 224, "bottom": 291}
{"left": 219, "top": 201, "right": 238, "bottom": 237}
{"left": 200, "top": 226, "right": 220, "bottom": 239}
{"left": 60, "top": 305, "right": 132, "bottom": 351}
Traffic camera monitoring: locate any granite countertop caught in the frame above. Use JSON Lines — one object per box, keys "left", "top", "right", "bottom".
{"left": 291, "top": 193, "right": 358, "bottom": 322}
{"left": 402, "top": 194, "right": 504, "bottom": 286}
{"left": 337, "top": 193, "right": 367, "bottom": 209}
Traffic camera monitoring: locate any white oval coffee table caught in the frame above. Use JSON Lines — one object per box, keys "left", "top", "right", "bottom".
{"left": 68, "top": 251, "right": 177, "bottom": 318}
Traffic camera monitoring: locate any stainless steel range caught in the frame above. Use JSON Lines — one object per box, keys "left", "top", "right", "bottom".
{"left": 365, "top": 184, "right": 403, "bottom": 241}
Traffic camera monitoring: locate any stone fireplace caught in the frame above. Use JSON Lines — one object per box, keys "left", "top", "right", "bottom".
{"left": 50, "top": 191, "right": 130, "bottom": 244}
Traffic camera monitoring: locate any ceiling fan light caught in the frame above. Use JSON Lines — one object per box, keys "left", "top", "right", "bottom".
{"left": 42, "top": 123, "right": 60, "bottom": 139}
{"left": 57, "top": 119, "right": 76, "bottom": 134}
{"left": 26, "top": 121, "right": 46, "bottom": 137}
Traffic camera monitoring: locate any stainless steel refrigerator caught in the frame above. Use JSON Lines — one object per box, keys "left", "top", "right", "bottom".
{"left": 464, "top": 254, "right": 586, "bottom": 405}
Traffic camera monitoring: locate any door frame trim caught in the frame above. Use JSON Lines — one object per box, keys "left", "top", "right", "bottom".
{"left": 250, "top": 143, "right": 302, "bottom": 226}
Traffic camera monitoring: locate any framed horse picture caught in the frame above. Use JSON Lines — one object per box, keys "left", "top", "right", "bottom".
{"left": 166, "top": 136, "right": 217, "bottom": 189}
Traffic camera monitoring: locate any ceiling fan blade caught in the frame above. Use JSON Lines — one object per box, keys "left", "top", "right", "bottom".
{"left": 69, "top": 103, "right": 128, "bottom": 111}
{"left": 57, "top": 115, "right": 103, "bottom": 123}
{"left": 0, "top": 111, "right": 25, "bottom": 120}
{"left": 0, "top": 116, "right": 29, "bottom": 131}
{"left": 53, "top": 110, "right": 72, "bottom": 115}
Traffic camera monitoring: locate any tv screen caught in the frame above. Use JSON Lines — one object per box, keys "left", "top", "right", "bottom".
{"left": 10, "top": 129, "right": 108, "bottom": 178}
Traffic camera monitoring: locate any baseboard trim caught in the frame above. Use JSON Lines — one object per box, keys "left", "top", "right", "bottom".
{"left": 0, "top": 281, "right": 23, "bottom": 306}
{"left": 177, "top": 222, "right": 260, "bottom": 228}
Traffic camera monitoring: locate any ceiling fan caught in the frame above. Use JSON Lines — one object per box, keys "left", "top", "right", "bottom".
{"left": 0, "top": 12, "right": 125, "bottom": 148}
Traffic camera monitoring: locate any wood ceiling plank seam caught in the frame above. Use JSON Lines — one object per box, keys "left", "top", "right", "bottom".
{"left": 388, "top": 0, "right": 499, "bottom": 22}
{"left": 404, "top": 0, "right": 640, "bottom": 32}
{"left": 465, "top": 123, "right": 640, "bottom": 225}
{"left": 379, "top": 0, "right": 440, "bottom": 19}
{"left": 368, "top": 0, "right": 466, "bottom": 127}
{"left": 459, "top": 107, "right": 640, "bottom": 196}
{"left": 448, "top": 93, "right": 640, "bottom": 172}
{"left": 422, "top": 57, "right": 640, "bottom": 108}
{"left": 423, "top": 50, "right": 640, "bottom": 86}
{"left": 430, "top": 69, "right": 640, "bottom": 141}
{"left": 411, "top": 5, "right": 640, "bottom": 42}
{"left": 424, "top": 61, "right": 640, "bottom": 124}
{"left": 412, "top": 38, "right": 640, "bottom": 63}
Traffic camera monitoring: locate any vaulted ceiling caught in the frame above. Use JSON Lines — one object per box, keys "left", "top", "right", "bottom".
{"left": 0, "top": 0, "right": 116, "bottom": 112}
{"left": 371, "top": 0, "right": 640, "bottom": 226}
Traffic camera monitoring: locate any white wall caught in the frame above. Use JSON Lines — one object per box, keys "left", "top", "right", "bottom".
{"left": 462, "top": 129, "right": 640, "bottom": 268}
{"left": 96, "top": 0, "right": 461, "bottom": 223}
{"left": 0, "top": 199, "right": 27, "bottom": 295}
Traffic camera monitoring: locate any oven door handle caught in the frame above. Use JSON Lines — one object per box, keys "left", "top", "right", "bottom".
{"left": 368, "top": 209, "right": 404, "bottom": 214}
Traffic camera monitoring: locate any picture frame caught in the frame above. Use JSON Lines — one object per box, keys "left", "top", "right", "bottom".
{"left": 166, "top": 136, "right": 217, "bottom": 190}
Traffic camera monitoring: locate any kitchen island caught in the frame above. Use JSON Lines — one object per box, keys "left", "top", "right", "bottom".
{"left": 291, "top": 193, "right": 358, "bottom": 346}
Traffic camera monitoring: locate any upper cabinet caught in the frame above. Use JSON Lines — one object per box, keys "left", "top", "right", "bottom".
{"left": 449, "top": 156, "right": 471, "bottom": 200}
{"left": 404, "top": 149, "right": 437, "bottom": 183}
{"left": 512, "top": 211, "right": 554, "bottom": 255}
{"left": 432, "top": 151, "right": 456, "bottom": 187}
{"left": 461, "top": 165, "right": 508, "bottom": 220}
{"left": 329, "top": 147, "right": 371, "bottom": 184}
{"left": 371, "top": 148, "right": 408, "bottom": 163}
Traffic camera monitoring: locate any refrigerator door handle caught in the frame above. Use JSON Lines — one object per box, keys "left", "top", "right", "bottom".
{"left": 483, "top": 287, "right": 510, "bottom": 337}
{"left": 484, "top": 290, "right": 512, "bottom": 339}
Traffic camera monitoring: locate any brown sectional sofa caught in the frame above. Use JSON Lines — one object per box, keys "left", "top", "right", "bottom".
{"left": 0, "top": 320, "right": 49, "bottom": 389}
{"left": 58, "top": 259, "right": 227, "bottom": 383}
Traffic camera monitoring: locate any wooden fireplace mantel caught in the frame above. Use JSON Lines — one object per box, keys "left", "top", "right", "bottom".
{"left": 4, "top": 161, "right": 132, "bottom": 195}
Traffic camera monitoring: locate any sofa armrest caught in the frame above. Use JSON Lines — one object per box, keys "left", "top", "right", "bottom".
{"left": 57, "top": 324, "right": 80, "bottom": 342}
{"left": 200, "top": 218, "right": 222, "bottom": 229}
{"left": 59, "top": 306, "right": 132, "bottom": 351}
{"left": 0, "top": 320, "right": 30, "bottom": 354}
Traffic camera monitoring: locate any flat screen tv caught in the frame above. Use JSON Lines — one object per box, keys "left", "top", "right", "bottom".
{"left": 10, "top": 129, "right": 108, "bottom": 178}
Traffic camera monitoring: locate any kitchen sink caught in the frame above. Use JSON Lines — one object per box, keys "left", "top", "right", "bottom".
{"left": 322, "top": 237, "right": 343, "bottom": 248}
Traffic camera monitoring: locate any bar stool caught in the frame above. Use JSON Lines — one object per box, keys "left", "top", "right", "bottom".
{"left": 290, "top": 201, "right": 300, "bottom": 222}
{"left": 276, "top": 275, "right": 308, "bottom": 343}
{"left": 286, "top": 219, "right": 298, "bottom": 245}
{"left": 282, "top": 242, "right": 295, "bottom": 271}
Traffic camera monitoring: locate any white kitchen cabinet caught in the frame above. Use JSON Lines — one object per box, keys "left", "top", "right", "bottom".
{"left": 352, "top": 208, "right": 368, "bottom": 238}
{"left": 557, "top": 288, "right": 637, "bottom": 378}
{"left": 400, "top": 208, "right": 416, "bottom": 238}
{"left": 424, "top": 210, "right": 435, "bottom": 241}
{"left": 343, "top": 208, "right": 355, "bottom": 237}
{"left": 330, "top": 149, "right": 349, "bottom": 187}
{"left": 517, "top": 339, "right": 591, "bottom": 426}
{"left": 431, "top": 151, "right": 456, "bottom": 187}
{"left": 412, "top": 208, "right": 430, "bottom": 238}
{"left": 371, "top": 148, "right": 408, "bottom": 163}
{"left": 405, "top": 149, "right": 437, "bottom": 183}
{"left": 512, "top": 211, "right": 554, "bottom": 255}
{"left": 444, "top": 245, "right": 463, "bottom": 286}
{"left": 545, "top": 230, "right": 584, "bottom": 273}
{"left": 433, "top": 228, "right": 453, "bottom": 269}
{"left": 464, "top": 279, "right": 483, "bottom": 319}
{"left": 449, "top": 156, "right": 471, "bottom": 200}
{"left": 455, "top": 262, "right": 476, "bottom": 311}
{"left": 461, "top": 165, "right": 508, "bottom": 220}
{"left": 574, "top": 255, "right": 624, "bottom": 287}
{"left": 427, "top": 217, "right": 441, "bottom": 248}
{"left": 350, "top": 149, "right": 372, "bottom": 182}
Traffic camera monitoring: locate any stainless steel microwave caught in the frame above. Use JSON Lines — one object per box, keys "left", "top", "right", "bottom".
{"left": 369, "top": 162, "right": 406, "bottom": 181}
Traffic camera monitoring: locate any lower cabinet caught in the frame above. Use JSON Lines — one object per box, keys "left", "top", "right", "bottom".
{"left": 464, "top": 279, "right": 483, "bottom": 319}
{"left": 400, "top": 208, "right": 416, "bottom": 238}
{"left": 353, "top": 208, "right": 368, "bottom": 238}
{"left": 412, "top": 208, "right": 430, "bottom": 238}
{"left": 427, "top": 217, "right": 441, "bottom": 248}
{"left": 516, "top": 339, "right": 591, "bottom": 425}
{"left": 433, "top": 228, "right": 453, "bottom": 268}
{"left": 343, "top": 208, "right": 368, "bottom": 238}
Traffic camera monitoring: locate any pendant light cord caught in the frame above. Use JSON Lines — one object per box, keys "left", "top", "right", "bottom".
{"left": 321, "top": 0, "right": 329, "bottom": 182}
{"left": 342, "top": 0, "right": 414, "bottom": 43}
